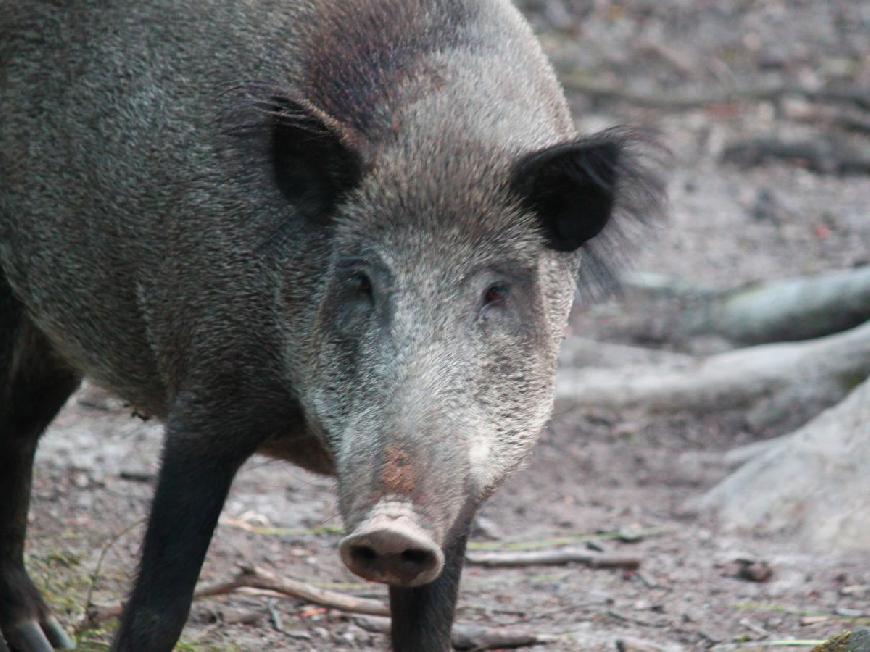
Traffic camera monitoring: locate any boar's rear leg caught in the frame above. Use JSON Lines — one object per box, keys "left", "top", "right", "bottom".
{"left": 111, "top": 411, "right": 256, "bottom": 652}
{"left": 0, "top": 287, "right": 81, "bottom": 651}
{"left": 389, "top": 534, "right": 468, "bottom": 652}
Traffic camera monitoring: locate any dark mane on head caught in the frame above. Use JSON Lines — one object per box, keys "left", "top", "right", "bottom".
{"left": 299, "top": 0, "right": 477, "bottom": 138}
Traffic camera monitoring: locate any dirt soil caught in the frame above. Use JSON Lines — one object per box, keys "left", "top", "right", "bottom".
{"left": 25, "top": 1, "right": 870, "bottom": 650}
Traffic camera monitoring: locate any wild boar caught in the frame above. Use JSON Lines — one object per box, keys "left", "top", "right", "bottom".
{"left": 0, "top": 1, "right": 662, "bottom": 650}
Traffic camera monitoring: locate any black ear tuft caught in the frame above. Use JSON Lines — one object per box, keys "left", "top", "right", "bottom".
{"left": 267, "top": 97, "right": 363, "bottom": 219}
{"left": 511, "top": 128, "right": 667, "bottom": 292}
{"left": 511, "top": 136, "right": 621, "bottom": 252}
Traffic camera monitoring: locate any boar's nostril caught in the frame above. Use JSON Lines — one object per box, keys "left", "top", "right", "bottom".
{"left": 395, "top": 545, "right": 438, "bottom": 578}
{"left": 400, "top": 548, "right": 430, "bottom": 565}
{"left": 350, "top": 544, "right": 378, "bottom": 563}
{"left": 340, "top": 523, "right": 445, "bottom": 587}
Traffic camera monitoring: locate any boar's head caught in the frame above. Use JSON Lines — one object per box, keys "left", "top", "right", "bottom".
{"left": 256, "top": 94, "right": 662, "bottom": 587}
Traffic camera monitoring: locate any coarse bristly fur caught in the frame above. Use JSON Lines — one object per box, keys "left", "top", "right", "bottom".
{"left": 0, "top": 1, "right": 665, "bottom": 650}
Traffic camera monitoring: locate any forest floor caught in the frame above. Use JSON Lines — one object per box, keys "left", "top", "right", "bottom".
{"left": 26, "top": 1, "right": 870, "bottom": 650}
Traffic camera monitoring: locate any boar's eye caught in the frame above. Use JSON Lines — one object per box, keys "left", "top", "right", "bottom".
{"left": 334, "top": 270, "right": 375, "bottom": 335}
{"left": 481, "top": 283, "right": 510, "bottom": 314}
{"left": 349, "top": 272, "right": 373, "bottom": 299}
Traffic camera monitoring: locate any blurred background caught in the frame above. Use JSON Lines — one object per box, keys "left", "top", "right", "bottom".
{"left": 29, "top": 1, "right": 870, "bottom": 650}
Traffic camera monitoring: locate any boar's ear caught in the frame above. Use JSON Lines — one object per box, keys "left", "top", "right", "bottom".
{"left": 270, "top": 97, "right": 363, "bottom": 219}
{"left": 511, "top": 135, "right": 623, "bottom": 252}
{"left": 511, "top": 128, "right": 666, "bottom": 291}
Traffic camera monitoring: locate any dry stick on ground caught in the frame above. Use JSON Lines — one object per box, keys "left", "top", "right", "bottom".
{"left": 87, "top": 565, "right": 389, "bottom": 625}
{"left": 784, "top": 101, "right": 870, "bottom": 135}
{"left": 467, "top": 525, "right": 672, "bottom": 552}
{"left": 353, "top": 615, "right": 558, "bottom": 651}
{"left": 616, "top": 635, "right": 674, "bottom": 652}
{"left": 634, "top": 39, "right": 696, "bottom": 78}
{"left": 88, "top": 566, "right": 557, "bottom": 649}
{"left": 194, "top": 566, "right": 388, "bottom": 615}
{"left": 76, "top": 518, "right": 146, "bottom": 635}
{"left": 555, "top": 319, "right": 870, "bottom": 431}
{"left": 721, "top": 135, "right": 870, "bottom": 175}
{"left": 87, "top": 545, "right": 641, "bottom": 627}
{"left": 466, "top": 548, "right": 640, "bottom": 570}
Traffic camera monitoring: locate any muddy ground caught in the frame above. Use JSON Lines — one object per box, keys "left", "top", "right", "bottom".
{"left": 25, "top": 1, "right": 870, "bottom": 650}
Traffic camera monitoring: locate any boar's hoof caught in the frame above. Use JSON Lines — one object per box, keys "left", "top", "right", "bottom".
{"left": 1, "top": 617, "right": 75, "bottom": 651}
{"left": 340, "top": 517, "right": 444, "bottom": 587}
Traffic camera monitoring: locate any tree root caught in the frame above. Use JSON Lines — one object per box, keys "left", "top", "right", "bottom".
{"left": 685, "top": 267, "right": 870, "bottom": 345}
{"left": 690, "top": 378, "right": 870, "bottom": 554}
{"left": 555, "top": 319, "right": 870, "bottom": 431}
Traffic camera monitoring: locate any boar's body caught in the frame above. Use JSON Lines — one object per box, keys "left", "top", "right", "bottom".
{"left": 0, "top": 1, "right": 660, "bottom": 651}
{"left": 0, "top": 0, "right": 570, "bottom": 424}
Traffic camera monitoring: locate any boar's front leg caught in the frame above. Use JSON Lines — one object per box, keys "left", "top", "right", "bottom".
{"left": 388, "top": 534, "right": 468, "bottom": 652}
{"left": 0, "top": 286, "right": 81, "bottom": 652}
{"left": 111, "top": 412, "right": 256, "bottom": 652}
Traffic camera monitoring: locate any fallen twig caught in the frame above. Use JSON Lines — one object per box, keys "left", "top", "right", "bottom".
{"left": 219, "top": 516, "right": 343, "bottom": 538}
{"left": 738, "top": 618, "right": 771, "bottom": 638}
{"left": 615, "top": 636, "right": 670, "bottom": 652}
{"left": 467, "top": 526, "right": 671, "bottom": 552}
{"left": 76, "top": 518, "right": 146, "bottom": 635}
{"left": 354, "top": 615, "right": 557, "bottom": 650}
{"left": 721, "top": 136, "right": 870, "bottom": 175}
{"left": 87, "top": 565, "right": 388, "bottom": 625}
{"left": 711, "top": 642, "right": 825, "bottom": 651}
{"left": 607, "top": 610, "right": 661, "bottom": 628}
{"left": 466, "top": 548, "right": 640, "bottom": 570}
{"left": 635, "top": 40, "right": 696, "bottom": 78}
{"left": 757, "top": 642, "right": 826, "bottom": 648}
{"left": 784, "top": 102, "right": 870, "bottom": 135}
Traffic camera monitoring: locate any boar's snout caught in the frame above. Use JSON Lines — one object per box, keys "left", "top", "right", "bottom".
{"left": 339, "top": 510, "right": 444, "bottom": 587}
